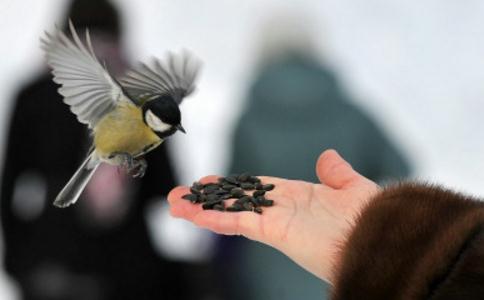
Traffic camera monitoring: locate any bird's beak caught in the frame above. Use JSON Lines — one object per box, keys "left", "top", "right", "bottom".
{"left": 176, "top": 124, "right": 186, "bottom": 134}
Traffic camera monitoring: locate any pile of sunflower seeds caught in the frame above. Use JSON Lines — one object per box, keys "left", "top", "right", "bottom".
{"left": 182, "top": 173, "right": 275, "bottom": 214}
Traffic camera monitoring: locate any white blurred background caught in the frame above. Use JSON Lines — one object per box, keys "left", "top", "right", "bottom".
{"left": 1, "top": 0, "right": 484, "bottom": 298}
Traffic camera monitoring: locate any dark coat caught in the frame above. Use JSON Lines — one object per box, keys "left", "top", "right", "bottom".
{"left": 1, "top": 75, "right": 218, "bottom": 300}
{"left": 332, "top": 183, "right": 484, "bottom": 299}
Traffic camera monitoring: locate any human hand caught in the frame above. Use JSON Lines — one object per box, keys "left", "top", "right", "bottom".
{"left": 168, "top": 149, "right": 380, "bottom": 284}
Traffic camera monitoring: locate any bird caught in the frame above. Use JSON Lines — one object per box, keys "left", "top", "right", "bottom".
{"left": 41, "top": 20, "right": 201, "bottom": 208}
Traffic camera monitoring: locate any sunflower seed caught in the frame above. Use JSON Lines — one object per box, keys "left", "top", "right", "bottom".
{"left": 227, "top": 204, "right": 243, "bottom": 212}
{"left": 190, "top": 187, "right": 201, "bottom": 194}
{"left": 255, "top": 183, "right": 264, "bottom": 190}
{"left": 202, "top": 198, "right": 223, "bottom": 209}
{"left": 192, "top": 181, "right": 204, "bottom": 190}
{"left": 260, "top": 199, "right": 274, "bottom": 207}
{"left": 202, "top": 203, "right": 213, "bottom": 210}
{"left": 220, "top": 194, "right": 233, "bottom": 200}
{"left": 240, "top": 182, "right": 254, "bottom": 190}
{"left": 213, "top": 204, "right": 225, "bottom": 211}
{"left": 248, "top": 176, "right": 261, "bottom": 184}
{"left": 262, "top": 184, "right": 275, "bottom": 191}
{"left": 239, "top": 195, "right": 251, "bottom": 203}
{"left": 253, "top": 196, "right": 265, "bottom": 205}
{"left": 253, "top": 190, "right": 266, "bottom": 197}
{"left": 242, "top": 202, "right": 254, "bottom": 211}
{"left": 222, "top": 184, "right": 237, "bottom": 190}
{"left": 213, "top": 189, "right": 229, "bottom": 195}
{"left": 230, "top": 188, "right": 245, "bottom": 198}
{"left": 206, "top": 194, "right": 220, "bottom": 202}
{"left": 225, "top": 176, "right": 238, "bottom": 184}
{"left": 182, "top": 194, "right": 199, "bottom": 202}
{"left": 237, "top": 173, "right": 250, "bottom": 182}
{"left": 203, "top": 184, "right": 219, "bottom": 194}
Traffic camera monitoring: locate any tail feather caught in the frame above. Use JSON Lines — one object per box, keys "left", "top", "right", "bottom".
{"left": 54, "top": 152, "right": 100, "bottom": 208}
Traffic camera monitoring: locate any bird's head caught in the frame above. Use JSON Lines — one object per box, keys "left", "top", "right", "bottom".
{"left": 142, "top": 96, "right": 186, "bottom": 138}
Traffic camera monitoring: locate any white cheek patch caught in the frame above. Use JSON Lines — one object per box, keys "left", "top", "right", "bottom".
{"left": 145, "top": 110, "right": 172, "bottom": 132}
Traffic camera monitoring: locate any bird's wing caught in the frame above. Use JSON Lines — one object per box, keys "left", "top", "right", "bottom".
{"left": 41, "top": 20, "right": 130, "bottom": 128}
{"left": 120, "top": 51, "right": 201, "bottom": 105}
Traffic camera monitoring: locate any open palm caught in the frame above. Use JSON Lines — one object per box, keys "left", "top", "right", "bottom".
{"left": 168, "top": 150, "right": 379, "bottom": 283}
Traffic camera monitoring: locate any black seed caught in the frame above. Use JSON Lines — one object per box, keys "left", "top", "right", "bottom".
{"left": 227, "top": 204, "right": 243, "bottom": 212}
{"left": 213, "top": 189, "right": 229, "bottom": 195}
{"left": 239, "top": 195, "right": 251, "bottom": 203}
{"left": 254, "top": 207, "right": 263, "bottom": 214}
{"left": 203, "top": 184, "right": 219, "bottom": 193}
{"left": 243, "top": 202, "right": 254, "bottom": 211}
{"left": 230, "top": 187, "right": 244, "bottom": 197}
{"left": 213, "top": 204, "right": 225, "bottom": 211}
{"left": 248, "top": 176, "right": 261, "bottom": 184}
{"left": 182, "top": 194, "right": 199, "bottom": 202}
{"left": 234, "top": 198, "right": 245, "bottom": 206}
{"left": 220, "top": 194, "right": 232, "bottom": 200}
{"left": 190, "top": 187, "right": 201, "bottom": 194}
{"left": 199, "top": 194, "right": 207, "bottom": 202}
{"left": 253, "top": 190, "right": 266, "bottom": 197}
{"left": 222, "top": 184, "right": 237, "bottom": 190}
{"left": 260, "top": 199, "right": 274, "bottom": 207}
{"left": 192, "top": 181, "right": 204, "bottom": 190}
{"left": 207, "top": 198, "right": 223, "bottom": 205}
{"left": 206, "top": 194, "right": 220, "bottom": 202}
{"left": 238, "top": 173, "right": 250, "bottom": 182}
{"left": 240, "top": 182, "right": 254, "bottom": 190}
{"left": 248, "top": 196, "right": 258, "bottom": 205}
{"left": 255, "top": 183, "right": 264, "bottom": 190}
{"left": 202, "top": 203, "right": 212, "bottom": 210}
{"left": 262, "top": 184, "right": 275, "bottom": 191}
{"left": 217, "top": 177, "right": 226, "bottom": 184}
{"left": 224, "top": 176, "right": 238, "bottom": 184}
{"left": 253, "top": 196, "right": 264, "bottom": 205}
{"left": 202, "top": 198, "right": 223, "bottom": 210}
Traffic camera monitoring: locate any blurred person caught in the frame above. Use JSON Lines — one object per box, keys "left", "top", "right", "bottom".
{"left": 0, "top": 0, "right": 221, "bottom": 299}
{"left": 225, "top": 13, "right": 411, "bottom": 300}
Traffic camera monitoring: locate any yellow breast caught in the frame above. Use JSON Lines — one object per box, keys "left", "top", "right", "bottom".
{"left": 93, "top": 103, "right": 161, "bottom": 158}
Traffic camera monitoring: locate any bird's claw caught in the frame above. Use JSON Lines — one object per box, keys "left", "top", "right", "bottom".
{"left": 113, "top": 153, "right": 147, "bottom": 178}
{"left": 130, "top": 158, "right": 147, "bottom": 178}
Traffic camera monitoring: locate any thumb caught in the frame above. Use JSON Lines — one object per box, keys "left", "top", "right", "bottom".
{"left": 316, "top": 149, "right": 362, "bottom": 189}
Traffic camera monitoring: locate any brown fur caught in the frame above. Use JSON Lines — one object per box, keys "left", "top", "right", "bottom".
{"left": 331, "top": 183, "right": 484, "bottom": 300}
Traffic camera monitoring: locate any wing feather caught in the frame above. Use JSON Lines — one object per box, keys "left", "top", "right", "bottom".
{"left": 120, "top": 51, "right": 201, "bottom": 104}
{"left": 41, "top": 20, "right": 129, "bottom": 128}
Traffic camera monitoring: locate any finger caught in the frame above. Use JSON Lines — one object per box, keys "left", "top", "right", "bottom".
{"left": 192, "top": 209, "right": 262, "bottom": 240}
{"left": 198, "top": 175, "right": 219, "bottom": 184}
{"left": 316, "top": 149, "right": 363, "bottom": 189}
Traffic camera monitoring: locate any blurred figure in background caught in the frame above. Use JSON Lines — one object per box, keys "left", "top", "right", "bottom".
{"left": 0, "top": 0, "right": 221, "bottom": 299}
{"left": 226, "top": 13, "right": 411, "bottom": 300}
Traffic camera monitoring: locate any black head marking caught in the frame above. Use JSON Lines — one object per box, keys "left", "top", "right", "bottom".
{"left": 142, "top": 95, "right": 182, "bottom": 138}
{"left": 142, "top": 95, "right": 181, "bottom": 125}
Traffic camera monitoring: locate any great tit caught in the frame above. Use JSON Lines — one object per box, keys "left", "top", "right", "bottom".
{"left": 41, "top": 21, "right": 201, "bottom": 208}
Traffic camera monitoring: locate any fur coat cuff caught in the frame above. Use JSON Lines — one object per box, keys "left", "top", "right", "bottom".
{"left": 331, "top": 183, "right": 484, "bottom": 300}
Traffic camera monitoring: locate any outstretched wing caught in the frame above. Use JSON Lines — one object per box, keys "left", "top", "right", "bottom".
{"left": 120, "top": 51, "right": 201, "bottom": 105}
{"left": 41, "top": 20, "right": 129, "bottom": 128}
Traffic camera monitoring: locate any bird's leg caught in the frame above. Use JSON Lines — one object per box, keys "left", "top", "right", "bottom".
{"left": 110, "top": 152, "right": 135, "bottom": 172}
{"left": 108, "top": 152, "right": 148, "bottom": 178}
{"left": 130, "top": 158, "right": 147, "bottom": 178}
